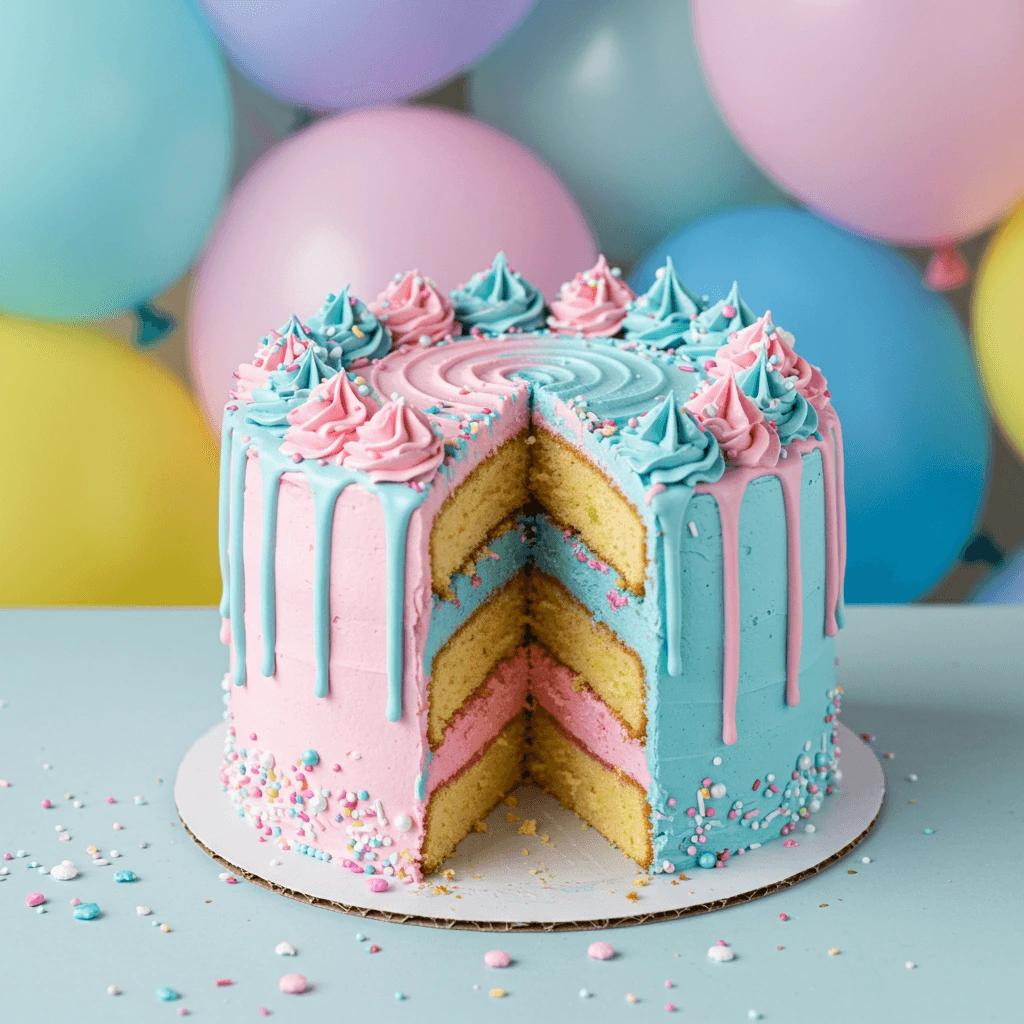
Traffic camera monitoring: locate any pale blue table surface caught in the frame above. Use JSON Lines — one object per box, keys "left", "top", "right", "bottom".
{"left": 1, "top": 606, "right": 1022, "bottom": 1024}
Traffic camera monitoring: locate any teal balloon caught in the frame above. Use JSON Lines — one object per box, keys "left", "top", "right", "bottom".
{"left": 0, "top": 0, "right": 232, "bottom": 320}
{"left": 632, "top": 207, "right": 991, "bottom": 604}
{"left": 469, "top": 0, "right": 781, "bottom": 264}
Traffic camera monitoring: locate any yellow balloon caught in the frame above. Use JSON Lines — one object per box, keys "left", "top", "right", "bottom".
{"left": 0, "top": 317, "right": 220, "bottom": 605}
{"left": 975, "top": 201, "right": 1024, "bottom": 461}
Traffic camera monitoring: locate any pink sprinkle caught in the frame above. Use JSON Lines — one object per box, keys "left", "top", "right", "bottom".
{"left": 722, "top": 304, "right": 737, "bottom": 318}
{"left": 664, "top": 980, "right": 674, "bottom": 988}
{"left": 784, "top": 839, "right": 799, "bottom": 848}
{"left": 224, "top": 877, "right": 239, "bottom": 885}
{"left": 215, "top": 979, "right": 232, "bottom": 987}
{"left": 70, "top": 897, "right": 82, "bottom": 906}
{"left": 628, "top": 417, "right": 639, "bottom": 428}
{"left": 25, "top": 892, "right": 45, "bottom": 907}
{"left": 687, "top": 846, "right": 697, "bottom": 855}
{"left": 278, "top": 973, "right": 307, "bottom": 995}
{"left": 667, "top": 797, "right": 676, "bottom": 808}
{"left": 686, "top": 807, "right": 696, "bottom": 817}
{"left": 331, "top": 764, "right": 341, "bottom": 772}
{"left": 779, "top": 913, "right": 788, "bottom": 921}
{"left": 717, "top": 940, "right": 728, "bottom": 946}
{"left": 606, "top": 589, "right": 629, "bottom": 611}
{"left": 702, "top": 778, "right": 712, "bottom": 787}
{"left": 113, "top": 822, "right": 123, "bottom": 830}
{"left": 290, "top": 452, "right": 303, "bottom": 463}
{"left": 41, "top": 799, "right": 52, "bottom": 809}
{"left": 484, "top": 950, "right": 511, "bottom": 968}
{"left": 59, "top": 833, "right": 71, "bottom": 841}
{"left": 259, "top": 1010, "right": 270, "bottom": 1017}
{"left": 666, "top": 1004, "right": 678, "bottom": 1013}
{"left": 249, "top": 733, "right": 257, "bottom": 741}
{"left": 367, "top": 877, "right": 389, "bottom": 893}
{"left": 3, "top": 852, "right": 11, "bottom": 859}
{"left": 587, "top": 941, "right": 614, "bottom": 961}
{"left": 106, "top": 797, "right": 115, "bottom": 804}
{"left": 177, "top": 1010, "right": 189, "bottom": 1017}
{"left": 369, "top": 945, "right": 380, "bottom": 953}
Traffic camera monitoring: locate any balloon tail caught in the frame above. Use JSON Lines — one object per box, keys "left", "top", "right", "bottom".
{"left": 134, "top": 302, "right": 176, "bottom": 347}
{"left": 291, "top": 107, "right": 316, "bottom": 133}
{"left": 961, "top": 531, "right": 1004, "bottom": 567}
{"left": 924, "top": 244, "right": 969, "bottom": 291}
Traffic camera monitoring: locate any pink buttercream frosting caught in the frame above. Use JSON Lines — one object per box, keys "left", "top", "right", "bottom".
{"left": 685, "top": 373, "right": 781, "bottom": 469}
{"left": 280, "top": 373, "right": 380, "bottom": 463}
{"left": 342, "top": 396, "right": 444, "bottom": 484}
{"left": 233, "top": 322, "right": 312, "bottom": 401}
{"left": 547, "top": 255, "right": 635, "bottom": 338}
{"left": 710, "top": 312, "right": 830, "bottom": 410}
{"left": 368, "top": 270, "right": 459, "bottom": 348}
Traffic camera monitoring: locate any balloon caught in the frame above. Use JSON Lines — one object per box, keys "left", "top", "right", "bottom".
{"left": 0, "top": 318, "right": 220, "bottom": 605}
{"left": 229, "top": 68, "right": 303, "bottom": 184}
{"left": 970, "top": 547, "right": 1024, "bottom": 605}
{"left": 631, "top": 207, "right": 990, "bottom": 604}
{"left": 692, "top": 0, "right": 1024, "bottom": 246}
{"left": 198, "top": 0, "right": 536, "bottom": 109}
{"left": 0, "top": 0, "right": 232, "bottom": 322}
{"left": 469, "top": 0, "right": 781, "bottom": 264}
{"left": 189, "top": 106, "right": 596, "bottom": 430}
{"left": 974, "top": 200, "right": 1024, "bottom": 460}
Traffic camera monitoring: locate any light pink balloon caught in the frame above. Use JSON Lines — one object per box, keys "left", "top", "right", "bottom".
{"left": 692, "top": 0, "right": 1024, "bottom": 246}
{"left": 190, "top": 105, "right": 596, "bottom": 429}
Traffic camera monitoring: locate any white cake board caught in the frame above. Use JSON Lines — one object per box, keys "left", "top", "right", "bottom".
{"left": 176, "top": 723, "right": 883, "bottom": 932}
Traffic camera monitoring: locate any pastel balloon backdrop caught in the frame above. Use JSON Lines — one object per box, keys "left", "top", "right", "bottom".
{"left": 973, "top": 200, "right": 1024, "bottom": 460}
{"left": 189, "top": 106, "right": 596, "bottom": 430}
{"left": 0, "top": 0, "right": 233, "bottom": 321}
{"left": 469, "top": 0, "right": 782, "bottom": 264}
{"left": 0, "top": 319, "right": 220, "bottom": 606}
{"left": 198, "top": 0, "right": 536, "bottom": 109}
{"left": 632, "top": 207, "right": 990, "bottom": 604}
{"left": 692, "top": 0, "right": 1024, "bottom": 246}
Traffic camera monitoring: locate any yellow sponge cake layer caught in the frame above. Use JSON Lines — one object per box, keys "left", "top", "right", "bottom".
{"left": 530, "top": 428, "right": 647, "bottom": 594}
{"left": 422, "top": 713, "right": 527, "bottom": 874}
{"left": 428, "top": 574, "right": 527, "bottom": 747}
{"left": 529, "top": 570, "right": 646, "bottom": 740}
{"left": 431, "top": 430, "right": 530, "bottom": 598}
{"left": 528, "top": 707, "right": 652, "bottom": 869}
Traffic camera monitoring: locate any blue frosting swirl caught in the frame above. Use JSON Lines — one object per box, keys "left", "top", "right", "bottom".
{"left": 449, "top": 251, "right": 545, "bottom": 335}
{"left": 616, "top": 392, "right": 724, "bottom": 487}
{"left": 304, "top": 285, "right": 391, "bottom": 367}
{"left": 245, "top": 342, "right": 337, "bottom": 432}
{"left": 623, "top": 257, "right": 704, "bottom": 349}
{"left": 685, "top": 281, "right": 757, "bottom": 347}
{"left": 735, "top": 346, "right": 818, "bottom": 444}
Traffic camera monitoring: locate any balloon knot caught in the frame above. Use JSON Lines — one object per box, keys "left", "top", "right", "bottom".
{"left": 924, "top": 244, "right": 969, "bottom": 291}
{"left": 134, "top": 302, "right": 176, "bottom": 347}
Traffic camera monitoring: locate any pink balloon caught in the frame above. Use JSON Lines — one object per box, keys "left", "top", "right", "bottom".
{"left": 692, "top": 0, "right": 1024, "bottom": 246}
{"left": 189, "top": 106, "right": 596, "bottom": 429}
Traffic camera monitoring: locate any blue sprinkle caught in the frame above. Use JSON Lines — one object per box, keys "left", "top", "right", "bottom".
{"left": 73, "top": 902, "right": 101, "bottom": 921}
{"left": 301, "top": 749, "right": 320, "bottom": 767}
{"left": 335, "top": 814, "right": 343, "bottom": 823}
{"left": 363, "top": 865, "right": 375, "bottom": 875}
{"left": 395, "top": 991, "right": 406, "bottom": 1001}
{"left": 155, "top": 986, "right": 179, "bottom": 1002}
{"left": 358, "top": 789, "right": 369, "bottom": 801}
{"left": 364, "top": 852, "right": 376, "bottom": 862}
{"left": 697, "top": 851, "right": 717, "bottom": 869}
{"left": 356, "top": 933, "right": 366, "bottom": 942}
{"left": 113, "top": 869, "right": 137, "bottom": 883}
{"left": 923, "top": 827, "right": 935, "bottom": 835}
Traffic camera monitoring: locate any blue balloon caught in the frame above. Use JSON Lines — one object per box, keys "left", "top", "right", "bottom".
{"left": 469, "top": 0, "right": 781, "bottom": 264}
{"left": 0, "top": 0, "right": 232, "bottom": 320}
{"left": 632, "top": 207, "right": 990, "bottom": 603}
{"left": 971, "top": 547, "right": 1024, "bottom": 605}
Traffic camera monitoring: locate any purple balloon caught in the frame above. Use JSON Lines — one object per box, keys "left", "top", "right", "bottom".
{"left": 198, "top": 0, "right": 537, "bottom": 109}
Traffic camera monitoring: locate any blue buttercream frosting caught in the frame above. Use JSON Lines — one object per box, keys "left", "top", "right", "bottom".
{"left": 304, "top": 285, "right": 391, "bottom": 367}
{"left": 736, "top": 347, "right": 819, "bottom": 444}
{"left": 622, "top": 257, "right": 705, "bottom": 350}
{"left": 449, "top": 251, "right": 545, "bottom": 335}
{"left": 685, "top": 281, "right": 758, "bottom": 347}
{"left": 245, "top": 341, "right": 337, "bottom": 432}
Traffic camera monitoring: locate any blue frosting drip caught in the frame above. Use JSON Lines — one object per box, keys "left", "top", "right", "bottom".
{"left": 622, "top": 257, "right": 704, "bottom": 349}
{"left": 304, "top": 285, "right": 391, "bottom": 367}
{"left": 245, "top": 341, "right": 337, "bottom": 432}
{"left": 685, "top": 281, "right": 758, "bottom": 347}
{"left": 616, "top": 394, "right": 724, "bottom": 676}
{"left": 736, "top": 347, "right": 819, "bottom": 444}
{"left": 449, "top": 251, "right": 545, "bottom": 335}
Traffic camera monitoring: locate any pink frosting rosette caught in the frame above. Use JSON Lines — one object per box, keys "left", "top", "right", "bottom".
{"left": 368, "top": 270, "right": 459, "bottom": 348}
{"left": 342, "top": 396, "right": 444, "bottom": 484}
{"left": 233, "top": 318, "right": 313, "bottom": 401}
{"left": 684, "top": 373, "right": 781, "bottom": 469}
{"left": 547, "top": 255, "right": 635, "bottom": 338}
{"left": 710, "top": 312, "right": 830, "bottom": 411}
{"left": 279, "top": 372, "right": 380, "bottom": 463}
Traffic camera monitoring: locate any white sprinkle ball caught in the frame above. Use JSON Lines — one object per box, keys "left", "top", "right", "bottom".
{"left": 713, "top": 756, "right": 723, "bottom": 766}
{"left": 110, "top": 850, "right": 121, "bottom": 859}
{"left": 707, "top": 944, "right": 735, "bottom": 962}
{"left": 861, "top": 856, "right": 871, "bottom": 864}
{"left": 49, "top": 861, "right": 78, "bottom": 881}
{"left": 907, "top": 774, "right": 918, "bottom": 782}
{"left": 73, "top": 801, "right": 83, "bottom": 809}
{"left": 137, "top": 906, "right": 151, "bottom": 916}
{"left": 905, "top": 961, "right": 916, "bottom": 969}
{"left": 579, "top": 989, "right": 591, "bottom": 999}
{"left": 107, "top": 985, "right": 120, "bottom": 996}
{"left": 276, "top": 941, "right": 297, "bottom": 957}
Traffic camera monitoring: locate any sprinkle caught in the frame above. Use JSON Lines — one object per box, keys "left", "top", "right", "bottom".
{"left": 923, "top": 827, "right": 935, "bottom": 835}
{"left": 113, "top": 869, "right": 137, "bottom": 883}
{"left": 155, "top": 987, "right": 179, "bottom": 1002}
{"left": 484, "top": 950, "right": 511, "bottom": 968}
{"left": 367, "top": 876, "right": 389, "bottom": 892}
{"left": 906, "top": 961, "right": 917, "bottom": 969}
{"left": 106, "top": 797, "right": 116, "bottom": 804}
{"left": 275, "top": 941, "right": 296, "bottom": 956}
{"left": 489, "top": 988, "right": 506, "bottom": 999}
{"left": 861, "top": 856, "right": 871, "bottom": 864}
{"left": 666, "top": 1004, "right": 677, "bottom": 1012}
{"left": 137, "top": 906, "right": 151, "bottom": 916}
{"left": 580, "top": 989, "right": 591, "bottom": 999}
{"left": 73, "top": 902, "right": 100, "bottom": 921}
{"left": 626, "top": 993, "right": 638, "bottom": 1003}
{"left": 41, "top": 799, "right": 52, "bottom": 809}
{"left": 368, "top": 945, "right": 381, "bottom": 954}
{"left": 160, "top": 923, "right": 171, "bottom": 932}
{"left": 707, "top": 943, "right": 734, "bottom": 962}
{"left": 395, "top": 991, "right": 407, "bottom": 1000}
{"left": 107, "top": 986, "right": 120, "bottom": 996}
{"left": 110, "top": 850, "right": 121, "bottom": 859}
{"left": 112, "top": 822, "right": 123, "bottom": 831}
{"left": 25, "top": 892, "right": 45, "bottom": 907}
{"left": 829, "top": 947, "right": 840, "bottom": 956}
{"left": 215, "top": 979, "right": 232, "bottom": 987}
{"left": 278, "top": 973, "right": 307, "bottom": 995}
{"left": 779, "top": 913, "right": 788, "bottom": 921}
{"left": 49, "top": 860, "right": 78, "bottom": 881}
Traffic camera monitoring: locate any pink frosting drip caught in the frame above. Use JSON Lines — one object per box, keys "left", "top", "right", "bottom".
{"left": 280, "top": 373, "right": 380, "bottom": 463}
{"left": 547, "top": 255, "right": 635, "bottom": 338}
{"left": 342, "top": 397, "right": 444, "bottom": 484}
{"left": 710, "top": 313, "right": 830, "bottom": 410}
{"left": 368, "top": 270, "right": 459, "bottom": 348}
{"left": 685, "top": 373, "right": 781, "bottom": 469}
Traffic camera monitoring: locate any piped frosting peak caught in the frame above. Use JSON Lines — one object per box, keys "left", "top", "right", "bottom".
{"left": 617, "top": 392, "right": 724, "bottom": 487}
{"left": 280, "top": 372, "right": 380, "bottom": 463}
{"left": 234, "top": 316, "right": 313, "bottom": 400}
{"left": 735, "top": 346, "right": 819, "bottom": 445}
{"left": 623, "top": 257, "right": 704, "bottom": 350}
{"left": 369, "top": 270, "right": 458, "bottom": 348}
{"left": 685, "top": 372, "right": 781, "bottom": 469}
{"left": 450, "top": 252, "right": 545, "bottom": 336}
{"left": 342, "top": 396, "right": 444, "bottom": 484}
{"left": 305, "top": 285, "right": 391, "bottom": 366}
{"left": 547, "top": 255, "right": 635, "bottom": 338}
{"left": 686, "top": 281, "right": 757, "bottom": 346}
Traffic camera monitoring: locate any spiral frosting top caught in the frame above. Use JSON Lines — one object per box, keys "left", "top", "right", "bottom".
{"left": 547, "top": 255, "right": 635, "bottom": 338}
{"left": 305, "top": 285, "right": 391, "bottom": 367}
{"left": 685, "top": 281, "right": 758, "bottom": 347}
{"left": 684, "top": 372, "right": 781, "bottom": 469}
{"left": 280, "top": 371, "right": 380, "bottom": 463}
{"left": 623, "top": 257, "right": 705, "bottom": 350}
{"left": 369, "top": 270, "right": 459, "bottom": 348}
{"left": 735, "top": 346, "right": 819, "bottom": 445}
